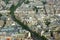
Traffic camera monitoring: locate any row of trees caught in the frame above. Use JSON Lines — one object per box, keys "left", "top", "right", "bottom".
{"left": 1, "top": 0, "right": 58, "bottom": 40}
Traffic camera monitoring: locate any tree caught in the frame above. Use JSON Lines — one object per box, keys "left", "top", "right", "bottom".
{"left": 44, "top": 19, "right": 51, "bottom": 27}
{"left": 0, "top": 14, "right": 2, "bottom": 17}
{"left": 33, "top": 6, "right": 38, "bottom": 13}
{"left": 41, "top": 0, "right": 47, "bottom": 15}
{"left": 24, "top": 0, "right": 30, "bottom": 4}
{"left": 2, "top": 0, "right": 10, "bottom": 4}
{"left": 2, "top": 0, "right": 48, "bottom": 40}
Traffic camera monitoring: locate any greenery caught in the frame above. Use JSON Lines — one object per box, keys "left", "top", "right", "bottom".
{"left": 24, "top": 0, "right": 30, "bottom": 4}
{"left": 33, "top": 6, "right": 38, "bottom": 13}
{"left": 32, "top": 31, "right": 48, "bottom": 40}
{"left": 44, "top": 19, "right": 51, "bottom": 27}
{"left": 2, "top": 0, "right": 10, "bottom": 4}
{"left": 41, "top": 0, "right": 47, "bottom": 15}
{"left": 0, "top": 14, "right": 2, "bottom": 17}
{"left": 2, "top": 0, "right": 48, "bottom": 40}
{"left": 50, "top": 31, "right": 53, "bottom": 37}
{"left": 41, "top": 0, "right": 47, "bottom": 5}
